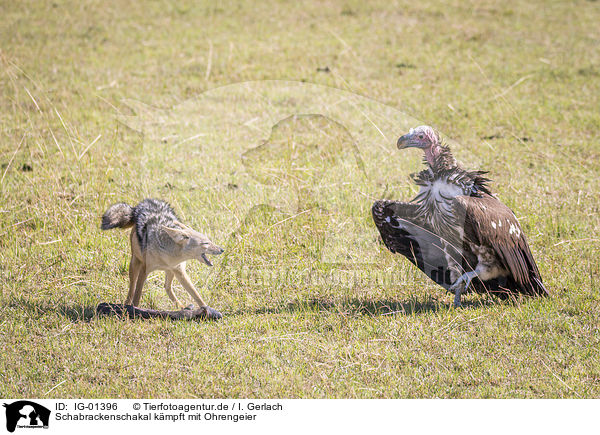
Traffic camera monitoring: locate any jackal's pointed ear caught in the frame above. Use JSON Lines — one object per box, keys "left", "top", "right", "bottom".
{"left": 173, "top": 221, "right": 190, "bottom": 230}
{"left": 162, "top": 226, "right": 190, "bottom": 245}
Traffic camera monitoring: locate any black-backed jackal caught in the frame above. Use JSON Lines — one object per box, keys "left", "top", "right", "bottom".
{"left": 101, "top": 199, "right": 223, "bottom": 309}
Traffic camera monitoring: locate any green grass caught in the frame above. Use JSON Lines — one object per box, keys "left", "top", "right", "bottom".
{"left": 1, "top": 0, "right": 599, "bottom": 398}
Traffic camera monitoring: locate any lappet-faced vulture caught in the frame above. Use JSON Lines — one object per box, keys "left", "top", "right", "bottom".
{"left": 372, "top": 126, "right": 548, "bottom": 307}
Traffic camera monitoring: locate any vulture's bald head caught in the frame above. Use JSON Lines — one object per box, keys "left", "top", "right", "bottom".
{"left": 397, "top": 125, "right": 442, "bottom": 166}
{"left": 397, "top": 125, "right": 440, "bottom": 150}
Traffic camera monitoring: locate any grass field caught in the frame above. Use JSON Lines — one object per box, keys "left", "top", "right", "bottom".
{"left": 1, "top": 0, "right": 599, "bottom": 398}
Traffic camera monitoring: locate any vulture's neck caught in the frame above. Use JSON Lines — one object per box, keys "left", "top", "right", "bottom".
{"left": 412, "top": 144, "right": 492, "bottom": 235}
{"left": 426, "top": 144, "right": 458, "bottom": 173}
{"left": 418, "top": 144, "right": 490, "bottom": 195}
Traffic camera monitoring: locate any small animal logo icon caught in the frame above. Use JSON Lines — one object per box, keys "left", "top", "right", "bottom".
{"left": 3, "top": 401, "right": 50, "bottom": 433}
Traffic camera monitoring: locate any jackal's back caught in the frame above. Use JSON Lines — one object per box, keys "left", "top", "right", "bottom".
{"left": 132, "top": 198, "right": 179, "bottom": 251}
{"left": 102, "top": 199, "right": 180, "bottom": 251}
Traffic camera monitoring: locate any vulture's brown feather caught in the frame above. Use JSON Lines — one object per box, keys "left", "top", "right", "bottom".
{"left": 453, "top": 194, "right": 547, "bottom": 296}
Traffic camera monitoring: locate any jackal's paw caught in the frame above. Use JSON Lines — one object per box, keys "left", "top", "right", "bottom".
{"left": 199, "top": 306, "right": 223, "bottom": 321}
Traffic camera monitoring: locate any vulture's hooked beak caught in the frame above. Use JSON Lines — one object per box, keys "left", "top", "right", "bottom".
{"left": 396, "top": 133, "right": 413, "bottom": 150}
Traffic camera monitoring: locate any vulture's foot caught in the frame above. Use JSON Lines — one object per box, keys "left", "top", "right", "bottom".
{"left": 450, "top": 271, "right": 478, "bottom": 307}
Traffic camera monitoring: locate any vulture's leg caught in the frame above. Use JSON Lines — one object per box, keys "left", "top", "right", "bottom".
{"left": 442, "top": 240, "right": 465, "bottom": 285}
{"left": 450, "top": 271, "right": 478, "bottom": 307}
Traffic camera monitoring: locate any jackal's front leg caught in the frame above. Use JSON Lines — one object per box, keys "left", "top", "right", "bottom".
{"left": 173, "top": 263, "right": 207, "bottom": 308}
{"left": 164, "top": 271, "right": 185, "bottom": 309}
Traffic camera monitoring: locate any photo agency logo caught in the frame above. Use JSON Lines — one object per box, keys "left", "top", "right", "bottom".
{"left": 117, "top": 81, "right": 468, "bottom": 290}
{"left": 3, "top": 401, "right": 50, "bottom": 432}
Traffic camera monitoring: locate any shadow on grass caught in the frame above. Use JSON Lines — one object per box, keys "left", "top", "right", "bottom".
{"left": 7, "top": 297, "right": 99, "bottom": 322}
{"left": 55, "top": 297, "right": 498, "bottom": 320}
{"left": 243, "top": 294, "right": 500, "bottom": 317}
{"left": 11, "top": 297, "right": 226, "bottom": 323}
{"left": 8, "top": 292, "right": 506, "bottom": 322}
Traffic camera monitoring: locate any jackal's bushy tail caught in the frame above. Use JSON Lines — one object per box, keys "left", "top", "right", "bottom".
{"left": 101, "top": 203, "right": 134, "bottom": 230}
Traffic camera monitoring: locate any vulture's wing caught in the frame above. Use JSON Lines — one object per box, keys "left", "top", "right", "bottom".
{"left": 453, "top": 194, "right": 548, "bottom": 296}
{"left": 372, "top": 200, "right": 464, "bottom": 290}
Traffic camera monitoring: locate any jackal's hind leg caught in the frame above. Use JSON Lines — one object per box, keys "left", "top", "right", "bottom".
{"left": 131, "top": 264, "right": 148, "bottom": 306}
{"left": 125, "top": 255, "right": 141, "bottom": 305}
